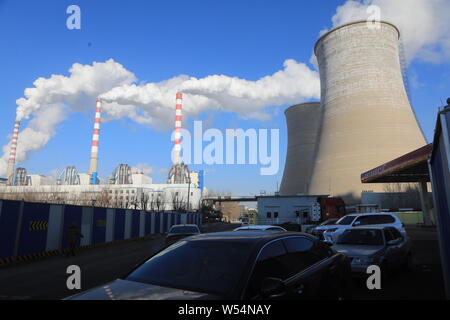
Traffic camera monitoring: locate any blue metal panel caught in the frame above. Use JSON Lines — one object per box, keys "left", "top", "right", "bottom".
{"left": 92, "top": 207, "right": 107, "bottom": 244}
{"left": 154, "top": 213, "right": 161, "bottom": 233}
{"left": 81, "top": 207, "right": 94, "bottom": 246}
{"left": 17, "top": 202, "right": 50, "bottom": 256}
{"left": 145, "top": 212, "right": 152, "bottom": 234}
{"left": 163, "top": 212, "right": 168, "bottom": 232}
{"left": 46, "top": 205, "right": 64, "bottom": 251}
{"left": 131, "top": 211, "right": 140, "bottom": 238}
{"left": 114, "top": 209, "right": 126, "bottom": 240}
{"left": 0, "top": 200, "right": 21, "bottom": 258}
{"left": 62, "top": 205, "right": 83, "bottom": 249}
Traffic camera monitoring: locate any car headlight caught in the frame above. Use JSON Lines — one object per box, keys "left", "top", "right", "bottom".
{"left": 325, "top": 228, "right": 338, "bottom": 233}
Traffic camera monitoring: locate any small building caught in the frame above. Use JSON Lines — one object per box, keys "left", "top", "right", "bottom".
{"left": 256, "top": 195, "right": 323, "bottom": 225}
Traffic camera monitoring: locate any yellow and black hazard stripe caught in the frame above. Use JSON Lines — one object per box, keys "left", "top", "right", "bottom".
{"left": 29, "top": 221, "right": 48, "bottom": 231}
{"left": 0, "top": 234, "right": 163, "bottom": 266}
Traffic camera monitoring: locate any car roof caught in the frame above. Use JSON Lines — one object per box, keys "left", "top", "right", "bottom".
{"left": 344, "top": 213, "right": 395, "bottom": 217}
{"left": 236, "top": 225, "right": 283, "bottom": 229}
{"left": 170, "top": 224, "right": 199, "bottom": 227}
{"left": 349, "top": 226, "right": 391, "bottom": 230}
{"left": 184, "top": 231, "right": 311, "bottom": 244}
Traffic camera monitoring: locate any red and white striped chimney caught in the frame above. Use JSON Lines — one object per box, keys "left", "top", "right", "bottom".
{"left": 173, "top": 92, "right": 183, "bottom": 165}
{"left": 88, "top": 98, "right": 102, "bottom": 184}
{"left": 6, "top": 120, "right": 20, "bottom": 185}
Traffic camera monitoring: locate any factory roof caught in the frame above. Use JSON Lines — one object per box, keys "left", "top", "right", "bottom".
{"left": 361, "top": 144, "right": 432, "bottom": 183}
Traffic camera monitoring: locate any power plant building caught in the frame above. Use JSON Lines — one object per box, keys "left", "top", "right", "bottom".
{"left": 282, "top": 21, "right": 427, "bottom": 204}
{"left": 1, "top": 93, "right": 202, "bottom": 211}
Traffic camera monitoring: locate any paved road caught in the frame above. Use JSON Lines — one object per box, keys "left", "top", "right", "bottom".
{"left": 0, "top": 236, "right": 165, "bottom": 300}
{"left": 351, "top": 226, "right": 446, "bottom": 300}
{"left": 0, "top": 222, "right": 239, "bottom": 300}
{"left": 0, "top": 223, "right": 445, "bottom": 300}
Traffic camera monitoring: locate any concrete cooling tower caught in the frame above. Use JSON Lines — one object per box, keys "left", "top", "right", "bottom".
{"left": 307, "top": 21, "right": 427, "bottom": 203}
{"left": 280, "top": 102, "right": 322, "bottom": 195}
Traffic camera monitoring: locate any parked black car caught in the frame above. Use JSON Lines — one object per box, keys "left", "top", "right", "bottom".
{"left": 164, "top": 224, "right": 200, "bottom": 246}
{"left": 67, "top": 231, "right": 352, "bottom": 300}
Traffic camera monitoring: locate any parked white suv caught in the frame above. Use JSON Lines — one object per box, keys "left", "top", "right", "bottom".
{"left": 322, "top": 213, "right": 406, "bottom": 243}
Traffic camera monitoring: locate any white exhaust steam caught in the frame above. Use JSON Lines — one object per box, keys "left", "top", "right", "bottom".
{"left": 0, "top": 59, "right": 320, "bottom": 176}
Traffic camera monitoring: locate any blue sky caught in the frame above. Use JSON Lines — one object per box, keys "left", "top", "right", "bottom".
{"left": 0, "top": 0, "right": 447, "bottom": 195}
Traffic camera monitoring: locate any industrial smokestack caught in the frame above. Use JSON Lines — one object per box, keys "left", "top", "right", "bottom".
{"left": 172, "top": 92, "right": 183, "bottom": 165}
{"left": 6, "top": 120, "right": 20, "bottom": 185}
{"left": 88, "top": 98, "right": 102, "bottom": 184}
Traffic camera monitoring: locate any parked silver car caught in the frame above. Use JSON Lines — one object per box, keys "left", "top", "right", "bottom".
{"left": 331, "top": 226, "right": 412, "bottom": 277}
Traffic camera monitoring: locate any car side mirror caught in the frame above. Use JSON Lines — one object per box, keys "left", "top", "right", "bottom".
{"left": 323, "top": 239, "right": 333, "bottom": 246}
{"left": 260, "top": 277, "right": 286, "bottom": 298}
{"left": 353, "top": 221, "right": 361, "bottom": 226}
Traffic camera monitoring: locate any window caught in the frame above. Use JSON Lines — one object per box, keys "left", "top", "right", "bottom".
{"left": 337, "top": 216, "right": 356, "bottom": 225}
{"left": 245, "top": 240, "right": 290, "bottom": 299}
{"left": 274, "top": 212, "right": 279, "bottom": 218}
{"left": 267, "top": 212, "right": 271, "bottom": 218}
{"left": 283, "top": 237, "right": 321, "bottom": 274}
{"left": 353, "top": 215, "right": 372, "bottom": 226}
{"left": 126, "top": 240, "right": 254, "bottom": 296}
{"left": 389, "top": 227, "right": 402, "bottom": 240}
{"left": 384, "top": 229, "right": 395, "bottom": 243}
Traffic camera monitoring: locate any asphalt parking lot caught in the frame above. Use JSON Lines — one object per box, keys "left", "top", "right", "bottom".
{"left": 0, "top": 223, "right": 445, "bottom": 300}
{"left": 351, "top": 225, "right": 445, "bottom": 300}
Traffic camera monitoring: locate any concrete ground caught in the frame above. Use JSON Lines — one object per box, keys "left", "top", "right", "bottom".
{"left": 0, "top": 222, "right": 239, "bottom": 300}
{"left": 0, "top": 223, "right": 445, "bottom": 300}
{"left": 351, "top": 225, "right": 446, "bottom": 300}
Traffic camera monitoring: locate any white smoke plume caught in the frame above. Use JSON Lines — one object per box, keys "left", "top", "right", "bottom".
{"left": 132, "top": 163, "right": 154, "bottom": 176}
{"left": 99, "top": 59, "right": 320, "bottom": 125}
{"left": 328, "top": 0, "right": 450, "bottom": 64}
{"left": 2, "top": 0, "right": 449, "bottom": 177}
{"left": 0, "top": 59, "right": 319, "bottom": 176}
{"left": 0, "top": 59, "right": 136, "bottom": 176}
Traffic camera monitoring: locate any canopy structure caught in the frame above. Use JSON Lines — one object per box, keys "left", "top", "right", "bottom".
{"left": 361, "top": 144, "right": 432, "bottom": 184}
{"left": 360, "top": 143, "right": 433, "bottom": 226}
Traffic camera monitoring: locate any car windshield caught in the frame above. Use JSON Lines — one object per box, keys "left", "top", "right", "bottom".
{"left": 336, "top": 216, "right": 356, "bottom": 225}
{"left": 337, "top": 229, "right": 384, "bottom": 246}
{"left": 320, "top": 219, "right": 337, "bottom": 226}
{"left": 169, "top": 226, "right": 199, "bottom": 234}
{"left": 125, "top": 240, "right": 254, "bottom": 296}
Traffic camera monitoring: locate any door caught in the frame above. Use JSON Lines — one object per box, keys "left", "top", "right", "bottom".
{"left": 244, "top": 239, "right": 291, "bottom": 300}
{"left": 383, "top": 228, "right": 401, "bottom": 267}
{"left": 387, "top": 227, "right": 408, "bottom": 267}
{"left": 282, "top": 237, "right": 339, "bottom": 299}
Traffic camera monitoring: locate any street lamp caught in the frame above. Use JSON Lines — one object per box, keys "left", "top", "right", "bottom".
{"left": 187, "top": 176, "right": 191, "bottom": 212}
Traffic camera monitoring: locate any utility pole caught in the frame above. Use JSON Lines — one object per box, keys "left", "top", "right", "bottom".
{"left": 187, "top": 176, "right": 191, "bottom": 212}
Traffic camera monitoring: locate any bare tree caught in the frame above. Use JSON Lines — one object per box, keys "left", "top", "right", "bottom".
{"left": 155, "top": 193, "right": 165, "bottom": 212}
{"left": 171, "top": 191, "right": 187, "bottom": 212}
